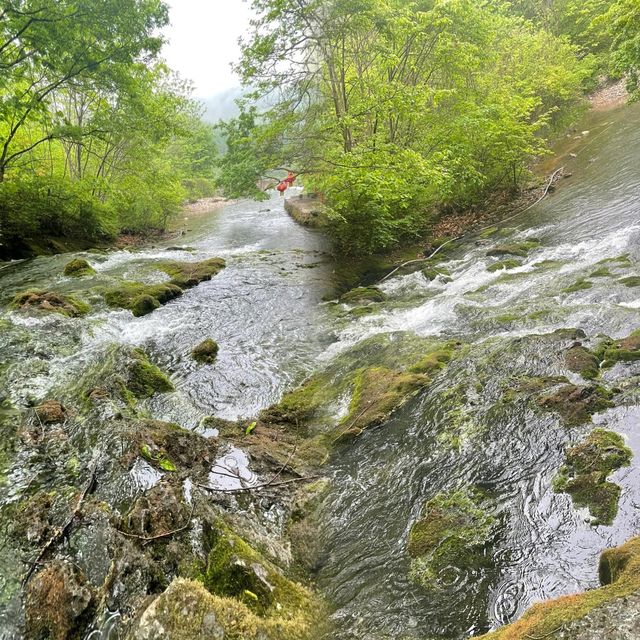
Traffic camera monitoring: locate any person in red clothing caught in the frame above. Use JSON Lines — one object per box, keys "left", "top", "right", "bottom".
{"left": 276, "top": 171, "right": 296, "bottom": 196}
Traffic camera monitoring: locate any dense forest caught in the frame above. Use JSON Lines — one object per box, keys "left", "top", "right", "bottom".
{"left": 0, "top": 0, "right": 218, "bottom": 254}
{"left": 220, "top": 0, "right": 640, "bottom": 253}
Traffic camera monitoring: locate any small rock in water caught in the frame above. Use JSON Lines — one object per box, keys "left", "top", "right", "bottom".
{"left": 35, "top": 399, "right": 66, "bottom": 424}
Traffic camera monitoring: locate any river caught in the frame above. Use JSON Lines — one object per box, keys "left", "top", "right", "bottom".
{"left": 1, "top": 102, "right": 640, "bottom": 639}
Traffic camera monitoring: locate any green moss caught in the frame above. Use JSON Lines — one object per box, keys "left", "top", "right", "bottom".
{"left": 597, "top": 254, "right": 631, "bottom": 266}
{"left": 422, "top": 266, "right": 451, "bottom": 280}
{"left": 537, "top": 384, "right": 614, "bottom": 425}
{"left": 11, "top": 290, "right": 91, "bottom": 317}
{"left": 599, "top": 330, "right": 640, "bottom": 366}
{"left": 554, "top": 429, "right": 632, "bottom": 525}
{"left": 487, "top": 259, "right": 522, "bottom": 272}
{"left": 408, "top": 489, "right": 495, "bottom": 588}
{"left": 140, "top": 443, "right": 177, "bottom": 472}
{"left": 103, "top": 281, "right": 183, "bottom": 316}
{"left": 336, "top": 366, "right": 428, "bottom": 437}
{"left": 486, "top": 240, "right": 540, "bottom": 258}
{"left": 126, "top": 349, "right": 174, "bottom": 398}
{"left": 619, "top": 276, "right": 640, "bottom": 287}
{"left": 349, "top": 306, "right": 376, "bottom": 317}
{"left": 590, "top": 267, "right": 612, "bottom": 278}
{"left": 157, "top": 257, "right": 226, "bottom": 288}
{"left": 564, "top": 345, "right": 600, "bottom": 380}
{"left": 407, "top": 345, "right": 455, "bottom": 375}
{"left": 478, "top": 537, "right": 640, "bottom": 640}
{"left": 562, "top": 278, "right": 593, "bottom": 293}
{"left": 192, "top": 338, "right": 219, "bottom": 364}
{"left": 533, "top": 259, "right": 565, "bottom": 271}
{"left": 63, "top": 258, "right": 96, "bottom": 277}
{"left": 339, "top": 286, "right": 386, "bottom": 304}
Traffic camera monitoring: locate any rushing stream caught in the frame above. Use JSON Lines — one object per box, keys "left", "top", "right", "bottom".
{"left": 1, "top": 102, "right": 640, "bottom": 639}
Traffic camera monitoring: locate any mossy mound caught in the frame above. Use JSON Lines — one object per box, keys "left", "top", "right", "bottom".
{"left": 130, "top": 577, "right": 324, "bottom": 640}
{"left": 63, "top": 258, "right": 96, "bottom": 277}
{"left": 598, "top": 330, "right": 640, "bottom": 366}
{"left": 487, "top": 259, "right": 522, "bottom": 272}
{"left": 103, "top": 282, "right": 183, "bottom": 317}
{"left": 192, "top": 339, "right": 219, "bottom": 364}
{"left": 336, "top": 367, "right": 428, "bottom": 438}
{"left": 408, "top": 489, "right": 495, "bottom": 588}
{"left": 422, "top": 266, "right": 451, "bottom": 281}
{"left": 157, "top": 257, "right": 226, "bottom": 288}
{"left": 25, "top": 562, "right": 94, "bottom": 640}
{"left": 564, "top": 344, "right": 600, "bottom": 380}
{"left": 478, "top": 537, "right": 640, "bottom": 640}
{"left": 562, "top": 278, "right": 593, "bottom": 293}
{"left": 339, "top": 286, "right": 386, "bottom": 304}
{"left": 103, "top": 257, "right": 226, "bottom": 316}
{"left": 554, "top": 428, "right": 632, "bottom": 525}
{"left": 597, "top": 254, "right": 631, "bottom": 266}
{"left": 590, "top": 266, "right": 612, "bottom": 278}
{"left": 619, "top": 276, "right": 640, "bottom": 287}
{"left": 486, "top": 240, "right": 540, "bottom": 258}
{"left": 11, "top": 290, "right": 90, "bottom": 317}
{"left": 126, "top": 349, "right": 174, "bottom": 398}
{"left": 537, "top": 384, "right": 614, "bottom": 425}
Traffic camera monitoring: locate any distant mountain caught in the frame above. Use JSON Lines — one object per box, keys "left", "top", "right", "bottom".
{"left": 200, "top": 87, "right": 244, "bottom": 123}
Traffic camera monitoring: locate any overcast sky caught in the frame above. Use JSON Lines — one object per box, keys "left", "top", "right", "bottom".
{"left": 163, "top": 1, "right": 253, "bottom": 98}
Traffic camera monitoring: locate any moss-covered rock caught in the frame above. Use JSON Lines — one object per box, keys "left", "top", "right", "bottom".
{"left": 63, "top": 258, "right": 96, "bottom": 277}
{"left": 103, "top": 282, "right": 183, "bottom": 317}
{"left": 537, "top": 384, "right": 614, "bottom": 425}
{"left": 408, "top": 489, "right": 495, "bottom": 588}
{"left": 339, "top": 286, "right": 386, "bottom": 304}
{"left": 11, "top": 290, "right": 90, "bottom": 317}
{"left": 589, "top": 266, "right": 612, "bottom": 278}
{"left": 478, "top": 537, "right": 640, "bottom": 640}
{"left": 35, "top": 400, "right": 66, "bottom": 425}
{"left": 619, "top": 276, "right": 640, "bottom": 287}
{"left": 129, "top": 576, "right": 324, "bottom": 640}
{"left": 103, "top": 257, "right": 226, "bottom": 316}
{"left": 486, "top": 240, "right": 540, "bottom": 258}
{"left": 599, "top": 330, "right": 640, "bottom": 366}
{"left": 487, "top": 259, "right": 522, "bottom": 272}
{"left": 562, "top": 278, "right": 593, "bottom": 293}
{"left": 564, "top": 344, "right": 600, "bottom": 380}
{"left": 126, "top": 349, "right": 174, "bottom": 398}
{"left": 25, "top": 561, "right": 94, "bottom": 640}
{"left": 422, "top": 266, "right": 451, "bottom": 281}
{"left": 192, "top": 339, "right": 219, "bottom": 364}
{"left": 554, "top": 428, "right": 632, "bottom": 525}
{"left": 157, "top": 257, "right": 226, "bottom": 289}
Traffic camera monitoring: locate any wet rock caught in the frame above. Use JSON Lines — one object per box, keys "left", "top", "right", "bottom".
{"left": 25, "top": 561, "right": 93, "bottom": 640}
{"left": 422, "top": 265, "right": 452, "bottom": 280}
{"left": 339, "top": 286, "right": 386, "bottom": 304}
{"left": 486, "top": 240, "right": 540, "bottom": 258}
{"left": 63, "top": 258, "right": 96, "bottom": 277}
{"left": 554, "top": 428, "right": 632, "bottom": 525}
{"left": 565, "top": 344, "right": 601, "bottom": 380}
{"left": 103, "top": 282, "right": 183, "bottom": 317}
{"left": 132, "top": 294, "right": 161, "bottom": 317}
{"left": 408, "top": 489, "right": 495, "bottom": 589}
{"left": 126, "top": 349, "right": 174, "bottom": 398}
{"left": 487, "top": 258, "right": 522, "bottom": 272}
{"left": 192, "top": 338, "right": 219, "bottom": 365}
{"left": 35, "top": 399, "right": 66, "bottom": 424}
{"left": 12, "top": 290, "right": 90, "bottom": 317}
{"left": 599, "top": 330, "right": 640, "bottom": 366}
{"left": 537, "top": 384, "right": 614, "bottom": 425}
{"left": 563, "top": 278, "right": 593, "bottom": 293}
{"left": 157, "top": 257, "right": 226, "bottom": 289}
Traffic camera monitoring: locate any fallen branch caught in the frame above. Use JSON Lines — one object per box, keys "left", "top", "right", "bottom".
{"left": 116, "top": 506, "right": 195, "bottom": 545}
{"left": 380, "top": 167, "right": 564, "bottom": 283}
{"left": 22, "top": 461, "right": 98, "bottom": 588}
{"left": 196, "top": 475, "right": 321, "bottom": 494}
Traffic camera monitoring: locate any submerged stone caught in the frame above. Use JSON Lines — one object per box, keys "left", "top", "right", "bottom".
{"left": 554, "top": 428, "right": 632, "bottom": 525}
{"left": 192, "top": 339, "right": 219, "bottom": 364}
{"left": 619, "top": 276, "right": 640, "bottom": 287}
{"left": 11, "top": 290, "right": 90, "bottom": 317}
{"left": 562, "top": 278, "right": 593, "bottom": 293}
{"left": 408, "top": 489, "right": 495, "bottom": 589}
{"left": 486, "top": 240, "right": 540, "bottom": 258}
{"left": 63, "top": 258, "right": 96, "bottom": 277}
{"left": 537, "top": 384, "right": 614, "bottom": 425}
{"left": 487, "top": 259, "right": 522, "bottom": 272}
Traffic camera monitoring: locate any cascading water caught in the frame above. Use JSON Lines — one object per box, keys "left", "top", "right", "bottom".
{"left": 0, "top": 102, "right": 639, "bottom": 639}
